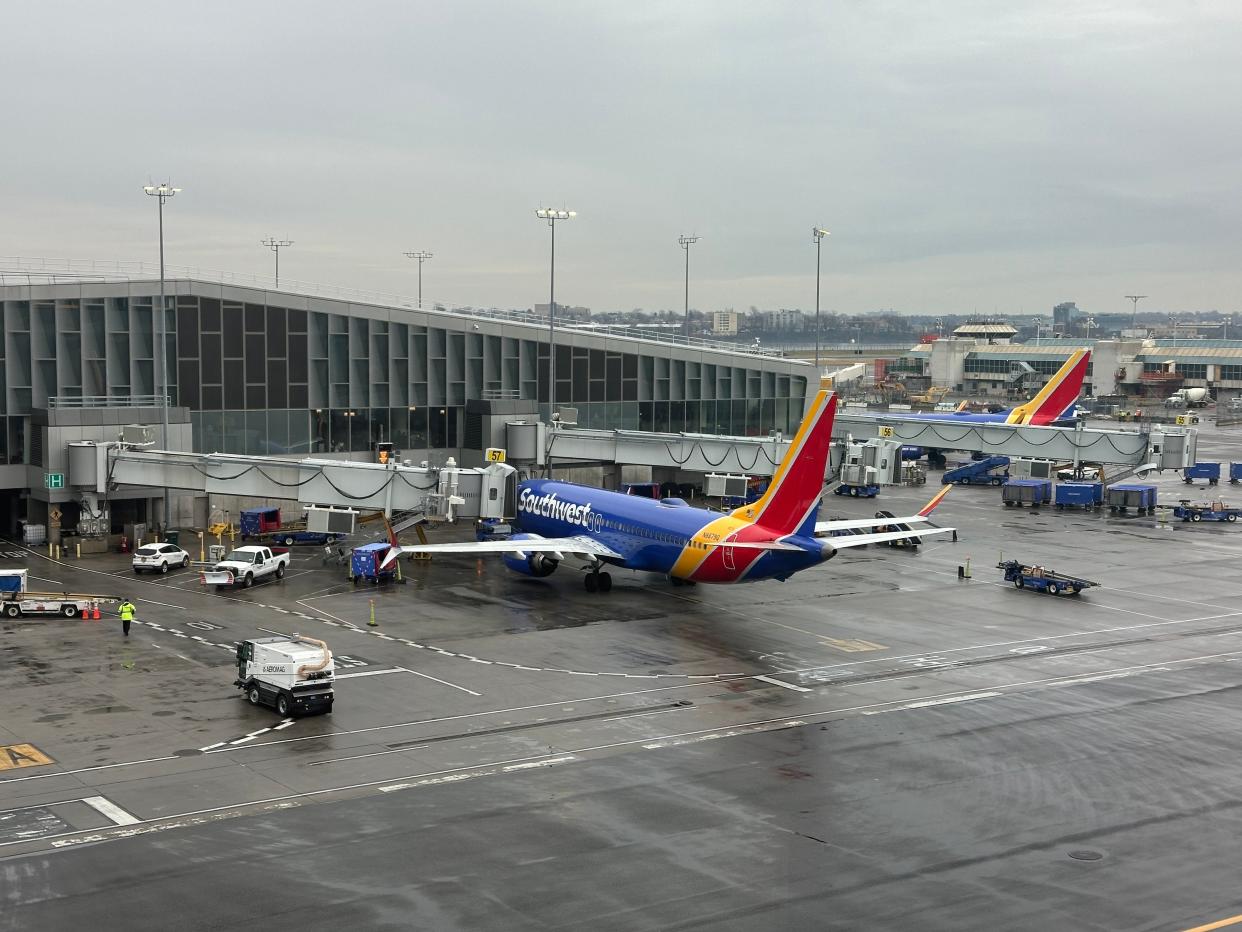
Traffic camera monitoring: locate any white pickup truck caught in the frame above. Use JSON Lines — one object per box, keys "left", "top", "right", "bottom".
{"left": 202, "top": 545, "right": 291, "bottom": 589}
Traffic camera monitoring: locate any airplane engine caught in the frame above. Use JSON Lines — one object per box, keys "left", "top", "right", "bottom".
{"left": 502, "top": 534, "right": 559, "bottom": 577}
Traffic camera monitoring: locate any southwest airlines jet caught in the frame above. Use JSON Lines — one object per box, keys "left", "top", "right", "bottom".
{"left": 907, "top": 348, "right": 1091, "bottom": 426}
{"left": 383, "top": 391, "right": 955, "bottom": 592}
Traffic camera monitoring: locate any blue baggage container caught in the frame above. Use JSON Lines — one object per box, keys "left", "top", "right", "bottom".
{"left": 350, "top": 541, "right": 397, "bottom": 584}
{"left": 1107, "top": 482, "right": 1158, "bottom": 514}
{"left": 1055, "top": 481, "right": 1103, "bottom": 509}
{"left": 1183, "top": 462, "right": 1221, "bottom": 485}
{"left": 1230, "top": 463, "right": 1242, "bottom": 484}
{"left": 240, "top": 507, "right": 281, "bottom": 537}
{"left": 1002, "top": 478, "right": 1052, "bottom": 507}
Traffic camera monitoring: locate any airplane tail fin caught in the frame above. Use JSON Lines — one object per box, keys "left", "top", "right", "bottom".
{"left": 1006, "top": 348, "right": 1091, "bottom": 426}
{"left": 732, "top": 391, "right": 837, "bottom": 536}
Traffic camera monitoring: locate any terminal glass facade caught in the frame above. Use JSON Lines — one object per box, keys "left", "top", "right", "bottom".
{"left": 0, "top": 286, "right": 809, "bottom": 464}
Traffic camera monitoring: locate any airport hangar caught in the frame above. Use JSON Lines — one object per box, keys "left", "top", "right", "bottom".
{"left": 0, "top": 275, "right": 814, "bottom": 539}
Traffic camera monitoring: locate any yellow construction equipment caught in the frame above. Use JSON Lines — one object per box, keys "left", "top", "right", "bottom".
{"left": 908, "top": 386, "right": 950, "bottom": 405}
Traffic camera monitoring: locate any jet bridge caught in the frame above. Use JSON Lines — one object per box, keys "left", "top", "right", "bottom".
{"left": 537, "top": 414, "right": 1196, "bottom": 476}
{"left": 67, "top": 443, "right": 514, "bottom": 522}
{"left": 832, "top": 412, "right": 1196, "bottom": 472}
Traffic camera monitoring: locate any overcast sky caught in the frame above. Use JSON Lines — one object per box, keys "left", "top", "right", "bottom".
{"left": 5, "top": 1, "right": 1241, "bottom": 316}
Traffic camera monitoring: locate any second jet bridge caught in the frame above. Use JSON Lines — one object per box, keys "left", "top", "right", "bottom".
{"left": 537, "top": 414, "right": 1196, "bottom": 475}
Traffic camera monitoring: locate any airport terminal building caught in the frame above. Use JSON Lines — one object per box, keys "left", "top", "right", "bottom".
{"left": 0, "top": 275, "right": 813, "bottom": 533}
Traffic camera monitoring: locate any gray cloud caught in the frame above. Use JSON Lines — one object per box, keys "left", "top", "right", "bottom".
{"left": 5, "top": 1, "right": 1241, "bottom": 315}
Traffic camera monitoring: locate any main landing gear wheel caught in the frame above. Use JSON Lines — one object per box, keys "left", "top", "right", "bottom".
{"left": 584, "top": 570, "right": 614, "bottom": 593}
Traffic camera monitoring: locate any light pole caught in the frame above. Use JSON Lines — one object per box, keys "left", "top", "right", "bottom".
{"left": 262, "top": 237, "right": 293, "bottom": 287}
{"left": 1032, "top": 317, "right": 1041, "bottom": 345}
{"left": 1126, "top": 294, "right": 1147, "bottom": 329}
{"left": 535, "top": 208, "right": 575, "bottom": 416}
{"left": 934, "top": 317, "right": 944, "bottom": 339}
{"left": 403, "top": 250, "right": 433, "bottom": 308}
{"left": 1224, "top": 316, "right": 1232, "bottom": 341}
{"left": 812, "top": 228, "right": 830, "bottom": 374}
{"left": 143, "top": 182, "right": 180, "bottom": 531}
{"left": 1085, "top": 316, "right": 1096, "bottom": 343}
{"left": 679, "top": 235, "right": 699, "bottom": 340}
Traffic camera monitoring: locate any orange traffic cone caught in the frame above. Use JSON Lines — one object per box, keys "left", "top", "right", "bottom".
{"left": 92, "top": 603, "right": 101, "bottom": 621}
{"left": 81, "top": 604, "right": 89, "bottom": 619}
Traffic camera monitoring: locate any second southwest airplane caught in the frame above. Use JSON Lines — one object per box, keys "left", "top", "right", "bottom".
{"left": 383, "top": 390, "right": 955, "bottom": 592}
{"left": 905, "top": 348, "right": 1091, "bottom": 426}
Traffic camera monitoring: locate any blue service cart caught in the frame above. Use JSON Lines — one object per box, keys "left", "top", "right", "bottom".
{"left": 1183, "top": 462, "right": 1221, "bottom": 486}
{"left": 1054, "top": 481, "right": 1104, "bottom": 510}
{"left": 240, "top": 507, "right": 343, "bottom": 546}
{"left": 944, "top": 455, "right": 1010, "bottom": 486}
{"left": 1002, "top": 478, "right": 1052, "bottom": 507}
{"left": 1230, "top": 463, "right": 1242, "bottom": 484}
{"left": 998, "top": 560, "right": 1100, "bottom": 596}
{"left": 350, "top": 542, "right": 398, "bottom": 585}
{"left": 1172, "top": 500, "right": 1242, "bottom": 523}
{"left": 475, "top": 518, "right": 513, "bottom": 541}
{"left": 1107, "top": 483, "right": 1157, "bottom": 514}
{"left": 833, "top": 483, "right": 880, "bottom": 498}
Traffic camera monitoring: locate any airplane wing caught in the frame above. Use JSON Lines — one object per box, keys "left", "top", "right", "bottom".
{"left": 823, "top": 526, "right": 956, "bottom": 550}
{"left": 381, "top": 535, "right": 622, "bottom": 567}
{"left": 814, "top": 485, "right": 952, "bottom": 536}
{"left": 814, "top": 515, "right": 929, "bottom": 534}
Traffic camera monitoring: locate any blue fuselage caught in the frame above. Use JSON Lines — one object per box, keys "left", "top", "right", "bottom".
{"left": 513, "top": 480, "right": 825, "bottom": 583}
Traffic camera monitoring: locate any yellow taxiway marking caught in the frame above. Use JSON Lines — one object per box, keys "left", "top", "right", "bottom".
{"left": 821, "top": 638, "right": 887, "bottom": 653}
{"left": 0, "top": 744, "right": 54, "bottom": 771}
{"left": 1181, "top": 914, "right": 1242, "bottom": 932}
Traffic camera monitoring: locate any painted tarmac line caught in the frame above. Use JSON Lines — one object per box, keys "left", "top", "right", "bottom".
{"left": 135, "top": 597, "right": 187, "bottom": 610}
{"left": 335, "top": 668, "right": 408, "bottom": 679}
{"left": 408, "top": 670, "right": 482, "bottom": 696}
{"left": 1181, "top": 913, "right": 1242, "bottom": 932}
{"left": 272, "top": 720, "right": 296, "bottom": 731}
{"left": 863, "top": 691, "right": 1002, "bottom": 715}
{"left": 81, "top": 795, "right": 141, "bottom": 826}
{"left": 754, "top": 675, "right": 812, "bottom": 692}
{"left": 199, "top": 742, "right": 227, "bottom": 751}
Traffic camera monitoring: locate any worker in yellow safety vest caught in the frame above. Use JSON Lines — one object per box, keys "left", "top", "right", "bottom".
{"left": 118, "top": 598, "right": 136, "bottom": 638}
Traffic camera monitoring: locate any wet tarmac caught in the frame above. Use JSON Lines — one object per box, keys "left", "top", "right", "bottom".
{"left": 4, "top": 424, "right": 1242, "bottom": 930}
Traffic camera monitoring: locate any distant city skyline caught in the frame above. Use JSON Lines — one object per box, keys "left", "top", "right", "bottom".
{"left": 5, "top": 2, "right": 1241, "bottom": 317}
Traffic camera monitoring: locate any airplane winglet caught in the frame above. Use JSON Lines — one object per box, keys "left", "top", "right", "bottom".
{"left": 917, "top": 485, "right": 953, "bottom": 517}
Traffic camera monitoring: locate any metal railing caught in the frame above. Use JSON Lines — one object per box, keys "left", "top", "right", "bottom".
{"left": 47, "top": 394, "right": 169, "bottom": 408}
{"left": 0, "top": 256, "right": 797, "bottom": 361}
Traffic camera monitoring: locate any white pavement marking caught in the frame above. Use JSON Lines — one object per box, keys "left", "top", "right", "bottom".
{"left": 754, "top": 675, "right": 811, "bottom": 692}
{"left": 134, "top": 597, "right": 186, "bottom": 610}
{"left": 81, "top": 796, "right": 141, "bottom": 826}
{"left": 272, "top": 720, "right": 296, "bottom": 730}
{"left": 863, "top": 691, "right": 1002, "bottom": 715}
{"left": 29, "top": 576, "right": 63, "bottom": 586}
{"left": 335, "top": 668, "right": 408, "bottom": 679}
{"left": 408, "top": 669, "right": 482, "bottom": 696}
{"left": 199, "top": 742, "right": 227, "bottom": 751}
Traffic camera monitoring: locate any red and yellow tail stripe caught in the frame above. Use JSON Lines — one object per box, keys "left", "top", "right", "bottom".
{"left": 668, "top": 391, "right": 837, "bottom": 583}
{"left": 917, "top": 485, "right": 953, "bottom": 517}
{"left": 729, "top": 391, "right": 837, "bottom": 535}
{"left": 1005, "top": 349, "right": 1090, "bottom": 426}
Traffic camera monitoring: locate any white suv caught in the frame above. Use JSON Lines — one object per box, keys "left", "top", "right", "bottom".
{"left": 133, "top": 543, "right": 191, "bottom": 574}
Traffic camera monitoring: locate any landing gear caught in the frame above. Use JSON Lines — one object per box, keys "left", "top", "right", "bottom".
{"left": 584, "top": 570, "right": 613, "bottom": 593}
